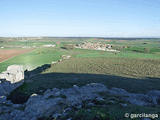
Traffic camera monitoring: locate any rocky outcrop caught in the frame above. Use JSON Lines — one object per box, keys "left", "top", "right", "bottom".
{"left": 0, "top": 65, "right": 24, "bottom": 96}
{"left": 0, "top": 83, "right": 160, "bottom": 120}
{"left": 107, "top": 87, "right": 160, "bottom": 106}
{"left": 0, "top": 65, "right": 24, "bottom": 83}
{"left": 0, "top": 83, "right": 107, "bottom": 120}
{"left": 24, "top": 83, "right": 107, "bottom": 119}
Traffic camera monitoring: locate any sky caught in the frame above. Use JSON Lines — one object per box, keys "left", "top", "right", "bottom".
{"left": 0, "top": 0, "right": 160, "bottom": 37}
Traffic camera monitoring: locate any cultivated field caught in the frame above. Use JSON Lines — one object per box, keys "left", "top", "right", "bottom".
{"left": 0, "top": 48, "right": 33, "bottom": 62}
{"left": 1, "top": 37, "right": 160, "bottom": 120}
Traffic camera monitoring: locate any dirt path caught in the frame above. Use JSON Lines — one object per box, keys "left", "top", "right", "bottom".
{"left": 0, "top": 49, "right": 34, "bottom": 62}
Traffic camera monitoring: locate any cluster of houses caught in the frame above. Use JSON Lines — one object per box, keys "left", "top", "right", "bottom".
{"left": 75, "top": 42, "right": 119, "bottom": 52}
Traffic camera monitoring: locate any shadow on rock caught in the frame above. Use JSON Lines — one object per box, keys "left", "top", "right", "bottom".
{"left": 0, "top": 64, "right": 51, "bottom": 104}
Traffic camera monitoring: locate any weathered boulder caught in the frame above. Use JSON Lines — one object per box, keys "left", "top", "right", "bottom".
{"left": 0, "top": 65, "right": 24, "bottom": 83}
{"left": 0, "top": 65, "right": 24, "bottom": 96}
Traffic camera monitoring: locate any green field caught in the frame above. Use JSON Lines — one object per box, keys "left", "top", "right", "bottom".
{"left": 0, "top": 48, "right": 65, "bottom": 72}
{"left": 1, "top": 39, "right": 160, "bottom": 72}
{"left": 1, "top": 37, "right": 160, "bottom": 120}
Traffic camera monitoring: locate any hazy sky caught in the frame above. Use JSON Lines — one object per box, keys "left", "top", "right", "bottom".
{"left": 0, "top": 0, "right": 160, "bottom": 37}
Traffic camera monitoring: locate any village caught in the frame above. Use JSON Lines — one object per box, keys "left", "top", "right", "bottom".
{"left": 75, "top": 42, "right": 120, "bottom": 52}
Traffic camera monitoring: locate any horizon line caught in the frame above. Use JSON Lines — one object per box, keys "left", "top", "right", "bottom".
{"left": 0, "top": 36, "right": 160, "bottom": 39}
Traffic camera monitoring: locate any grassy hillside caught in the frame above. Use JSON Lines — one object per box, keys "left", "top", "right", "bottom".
{"left": 3, "top": 38, "right": 160, "bottom": 120}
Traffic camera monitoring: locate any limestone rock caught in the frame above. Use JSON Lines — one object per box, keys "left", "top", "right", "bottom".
{"left": 23, "top": 83, "right": 107, "bottom": 119}
{"left": 0, "top": 65, "right": 24, "bottom": 96}
{"left": 106, "top": 87, "right": 158, "bottom": 106}
{"left": 1, "top": 83, "right": 160, "bottom": 120}
{"left": 0, "top": 65, "right": 24, "bottom": 83}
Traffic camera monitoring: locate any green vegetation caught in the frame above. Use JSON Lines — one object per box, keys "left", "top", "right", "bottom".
{"left": 46, "top": 57, "right": 160, "bottom": 78}
{"left": 0, "top": 48, "right": 65, "bottom": 72}
{"left": 59, "top": 101, "right": 159, "bottom": 120}
{"left": 1, "top": 37, "right": 160, "bottom": 120}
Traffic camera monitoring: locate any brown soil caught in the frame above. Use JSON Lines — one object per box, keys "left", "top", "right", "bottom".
{"left": 0, "top": 49, "right": 34, "bottom": 62}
